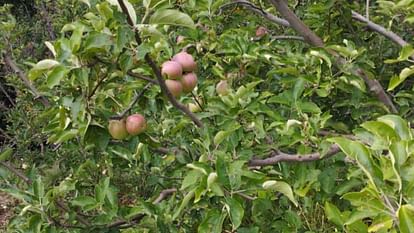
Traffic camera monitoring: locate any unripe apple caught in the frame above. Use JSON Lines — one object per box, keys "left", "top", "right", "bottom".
{"left": 216, "top": 80, "right": 230, "bottom": 96}
{"left": 172, "top": 51, "right": 197, "bottom": 72}
{"left": 188, "top": 103, "right": 201, "bottom": 112}
{"left": 126, "top": 114, "right": 147, "bottom": 136}
{"left": 108, "top": 119, "right": 128, "bottom": 140}
{"left": 161, "top": 61, "right": 183, "bottom": 79}
{"left": 165, "top": 79, "right": 183, "bottom": 98}
{"left": 256, "top": 26, "right": 268, "bottom": 37}
{"left": 180, "top": 72, "right": 198, "bottom": 93}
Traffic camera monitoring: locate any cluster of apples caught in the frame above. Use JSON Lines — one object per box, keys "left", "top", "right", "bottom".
{"left": 108, "top": 114, "right": 147, "bottom": 140}
{"left": 161, "top": 51, "right": 198, "bottom": 97}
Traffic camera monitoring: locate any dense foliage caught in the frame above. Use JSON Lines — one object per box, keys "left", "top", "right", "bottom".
{"left": 1, "top": 0, "right": 414, "bottom": 232}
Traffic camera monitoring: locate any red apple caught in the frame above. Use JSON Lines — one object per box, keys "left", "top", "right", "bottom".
{"left": 181, "top": 72, "right": 198, "bottom": 93}
{"left": 161, "top": 61, "right": 183, "bottom": 79}
{"left": 165, "top": 79, "right": 183, "bottom": 98}
{"left": 216, "top": 80, "right": 230, "bottom": 96}
{"left": 108, "top": 119, "right": 128, "bottom": 140}
{"left": 172, "top": 52, "right": 197, "bottom": 72}
{"left": 126, "top": 114, "right": 147, "bottom": 136}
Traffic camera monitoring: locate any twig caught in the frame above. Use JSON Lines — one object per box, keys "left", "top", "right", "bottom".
{"left": 55, "top": 200, "right": 91, "bottom": 226}
{"left": 267, "top": 0, "right": 397, "bottom": 113}
{"left": 107, "top": 188, "right": 177, "bottom": 229}
{"left": 112, "top": 83, "right": 152, "bottom": 119}
{"left": 153, "top": 188, "right": 177, "bottom": 204}
{"left": 0, "top": 161, "right": 32, "bottom": 184}
{"left": 235, "top": 192, "right": 256, "bottom": 201}
{"left": 3, "top": 53, "right": 50, "bottom": 107}
{"left": 248, "top": 144, "right": 340, "bottom": 167}
{"left": 0, "top": 82, "right": 15, "bottom": 107}
{"left": 88, "top": 73, "right": 109, "bottom": 99}
{"left": 190, "top": 92, "right": 204, "bottom": 111}
{"left": 127, "top": 71, "right": 158, "bottom": 84}
{"left": 116, "top": 0, "right": 203, "bottom": 127}
{"left": 219, "top": 0, "right": 290, "bottom": 27}
{"left": 351, "top": 11, "right": 414, "bottom": 60}
{"left": 271, "top": 35, "right": 305, "bottom": 41}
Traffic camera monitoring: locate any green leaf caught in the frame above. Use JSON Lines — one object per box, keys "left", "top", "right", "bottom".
{"left": 225, "top": 198, "right": 244, "bottom": 230}
{"left": 262, "top": 180, "right": 298, "bottom": 206}
{"left": 32, "top": 59, "right": 60, "bottom": 71}
{"left": 72, "top": 196, "right": 98, "bottom": 208}
{"left": 47, "top": 65, "right": 68, "bottom": 88}
{"left": 216, "top": 153, "right": 230, "bottom": 188}
{"left": 198, "top": 209, "right": 226, "bottom": 233}
{"left": 172, "top": 190, "right": 194, "bottom": 220}
{"left": 0, "top": 147, "right": 13, "bottom": 162}
{"left": 310, "top": 50, "right": 332, "bottom": 68}
{"left": 149, "top": 9, "right": 195, "bottom": 29}
{"left": 388, "top": 65, "right": 414, "bottom": 91}
{"left": 79, "top": 0, "right": 90, "bottom": 7}
{"left": 33, "top": 177, "right": 44, "bottom": 199}
{"left": 84, "top": 32, "right": 112, "bottom": 52}
{"left": 378, "top": 115, "right": 411, "bottom": 140}
{"left": 361, "top": 121, "right": 399, "bottom": 140}
{"left": 328, "top": 137, "right": 378, "bottom": 189}
{"left": 399, "top": 204, "right": 414, "bottom": 233}
{"left": 213, "top": 125, "right": 240, "bottom": 146}
{"left": 293, "top": 78, "right": 305, "bottom": 102}
{"left": 324, "top": 202, "right": 344, "bottom": 227}
{"left": 181, "top": 170, "right": 202, "bottom": 190}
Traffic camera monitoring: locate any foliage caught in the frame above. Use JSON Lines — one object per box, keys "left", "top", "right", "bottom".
{"left": 1, "top": 0, "right": 414, "bottom": 232}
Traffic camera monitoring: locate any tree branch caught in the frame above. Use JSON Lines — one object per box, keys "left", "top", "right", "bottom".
{"left": 127, "top": 71, "right": 158, "bottom": 84}
{"left": 107, "top": 188, "right": 177, "bottom": 229}
{"left": 153, "top": 188, "right": 177, "bottom": 204}
{"left": 3, "top": 53, "right": 50, "bottom": 107}
{"left": 351, "top": 11, "right": 414, "bottom": 60}
{"left": 0, "top": 161, "right": 32, "bottom": 184}
{"left": 267, "top": 0, "right": 397, "bottom": 113}
{"left": 268, "top": 0, "right": 323, "bottom": 46}
{"left": 116, "top": 0, "right": 203, "bottom": 128}
{"left": 248, "top": 144, "right": 341, "bottom": 167}
{"left": 220, "top": 0, "right": 290, "bottom": 27}
{"left": 111, "top": 83, "right": 152, "bottom": 119}
{"left": 271, "top": 35, "right": 305, "bottom": 41}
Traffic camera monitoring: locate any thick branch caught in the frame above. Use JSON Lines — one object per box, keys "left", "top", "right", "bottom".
{"left": 3, "top": 54, "right": 50, "bottom": 107}
{"left": 116, "top": 0, "right": 203, "bottom": 127}
{"left": 267, "top": 0, "right": 397, "bottom": 113}
{"left": 268, "top": 0, "right": 323, "bottom": 46}
{"left": 351, "top": 11, "right": 414, "bottom": 60}
{"left": 248, "top": 144, "right": 340, "bottom": 167}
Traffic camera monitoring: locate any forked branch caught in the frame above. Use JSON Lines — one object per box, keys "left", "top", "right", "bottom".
{"left": 248, "top": 144, "right": 340, "bottom": 167}
{"left": 116, "top": 0, "right": 203, "bottom": 127}
{"left": 267, "top": 0, "right": 397, "bottom": 113}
